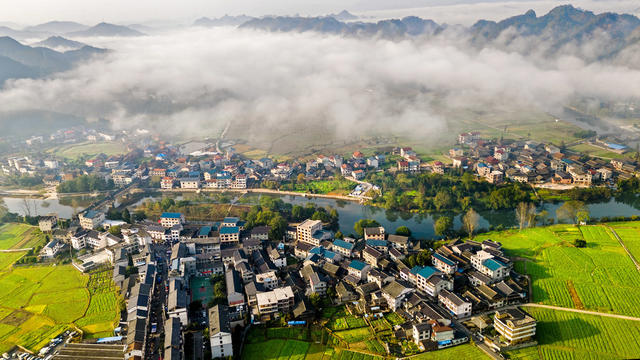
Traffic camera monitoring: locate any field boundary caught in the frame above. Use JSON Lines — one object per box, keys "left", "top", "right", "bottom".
{"left": 525, "top": 303, "right": 640, "bottom": 321}
{"left": 607, "top": 226, "right": 640, "bottom": 271}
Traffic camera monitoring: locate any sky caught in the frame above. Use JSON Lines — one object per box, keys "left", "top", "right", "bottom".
{"left": 1, "top": 0, "right": 638, "bottom": 26}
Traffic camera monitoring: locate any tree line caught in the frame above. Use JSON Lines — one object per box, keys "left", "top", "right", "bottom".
{"left": 57, "top": 174, "right": 114, "bottom": 193}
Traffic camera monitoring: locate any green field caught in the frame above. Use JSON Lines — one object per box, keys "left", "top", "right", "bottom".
{"left": 608, "top": 221, "right": 640, "bottom": 262}
{"left": 0, "top": 224, "right": 45, "bottom": 250}
{"left": 49, "top": 141, "right": 126, "bottom": 160}
{"left": 476, "top": 224, "right": 640, "bottom": 317}
{"left": 0, "top": 224, "right": 121, "bottom": 352}
{"left": 507, "top": 307, "right": 640, "bottom": 360}
{"left": 568, "top": 143, "right": 627, "bottom": 160}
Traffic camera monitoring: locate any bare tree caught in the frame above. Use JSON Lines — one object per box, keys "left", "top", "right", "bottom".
{"left": 516, "top": 202, "right": 538, "bottom": 229}
{"left": 463, "top": 208, "right": 480, "bottom": 239}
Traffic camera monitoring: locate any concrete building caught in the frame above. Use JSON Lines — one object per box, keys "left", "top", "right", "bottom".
{"left": 438, "top": 290, "right": 472, "bottom": 318}
{"left": 160, "top": 212, "right": 185, "bottom": 228}
{"left": 494, "top": 308, "right": 537, "bottom": 345}
{"left": 79, "top": 210, "right": 105, "bottom": 230}
{"left": 209, "top": 305, "right": 233, "bottom": 359}
{"left": 297, "top": 219, "right": 323, "bottom": 246}
{"left": 255, "top": 286, "right": 295, "bottom": 315}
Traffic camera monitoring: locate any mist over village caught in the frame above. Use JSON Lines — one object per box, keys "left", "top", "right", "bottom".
{"left": 1, "top": 1, "right": 640, "bottom": 360}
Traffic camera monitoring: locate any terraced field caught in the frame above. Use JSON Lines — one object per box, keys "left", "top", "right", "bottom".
{"left": 0, "top": 224, "right": 121, "bottom": 352}
{"left": 476, "top": 224, "right": 640, "bottom": 317}
{"left": 507, "top": 307, "right": 640, "bottom": 360}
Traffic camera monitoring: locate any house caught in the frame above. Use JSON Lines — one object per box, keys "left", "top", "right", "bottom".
{"left": 309, "top": 271, "right": 327, "bottom": 295}
{"left": 332, "top": 239, "right": 354, "bottom": 257}
{"left": 415, "top": 266, "right": 452, "bottom": 297}
{"left": 209, "top": 304, "right": 233, "bottom": 359}
{"left": 251, "top": 226, "right": 270, "bottom": 241}
{"left": 79, "top": 210, "right": 105, "bottom": 230}
{"left": 388, "top": 234, "right": 409, "bottom": 251}
{"left": 167, "top": 287, "right": 189, "bottom": 325}
{"left": 494, "top": 308, "right": 537, "bottom": 345}
{"left": 38, "top": 214, "right": 58, "bottom": 232}
{"left": 297, "top": 219, "right": 323, "bottom": 246}
{"left": 363, "top": 227, "right": 385, "bottom": 241}
{"left": 471, "top": 251, "right": 509, "bottom": 281}
{"left": 255, "top": 286, "right": 295, "bottom": 316}
{"left": 161, "top": 177, "right": 174, "bottom": 189}
{"left": 487, "top": 170, "right": 504, "bottom": 184}
{"left": 431, "top": 253, "right": 456, "bottom": 275}
{"left": 40, "top": 239, "right": 64, "bottom": 258}
{"left": 438, "top": 290, "right": 472, "bottom": 318}
{"left": 219, "top": 226, "right": 240, "bottom": 244}
{"left": 413, "top": 322, "right": 431, "bottom": 345}
{"left": 365, "top": 239, "right": 388, "bottom": 252}
{"left": 363, "top": 246, "right": 383, "bottom": 268}
{"left": 352, "top": 170, "right": 365, "bottom": 180}
{"left": 347, "top": 260, "right": 370, "bottom": 282}
{"left": 382, "top": 281, "right": 414, "bottom": 310}
{"left": 160, "top": 212, "right": 185, "bottom": 228}
{"left": 164, "top": 317, "right": 183, "bottom": 360}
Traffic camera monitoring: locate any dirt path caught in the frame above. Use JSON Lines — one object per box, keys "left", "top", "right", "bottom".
{"left": 525, "top": 303, "right": 640, "bottom": 321}
{"left": 607, "top": 226, "right": 640, "bottom": 271}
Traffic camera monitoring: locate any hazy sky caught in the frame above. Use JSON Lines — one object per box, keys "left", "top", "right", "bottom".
{"left": 2, "top": 0, "right": 639, "bottom": 26}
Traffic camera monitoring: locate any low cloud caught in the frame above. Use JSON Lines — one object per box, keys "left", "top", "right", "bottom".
{"left": 0, "top": 27, "right": 639, "bottom": 141}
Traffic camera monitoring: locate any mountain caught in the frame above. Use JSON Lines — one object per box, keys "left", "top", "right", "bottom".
{"left": 0, "top": 56, "right": 37, "bottom": 83}
{"left": 240, "top": 5, "right": 640, "bottom": 62}
{"left": 330, "top": 10, "right": 358, "bottom": 21}
{"left": 194, "top": 15, "right": 255, "bottom": 27}
{"left": 66, "top": 22, "right": 145, "bottom": 37}
{"left": 33, "top": 36, "right": 87, "bottom": 50}
{"left": 239, "top": 16, "right": 441, "bottom": 38}
{"left": 24, "top": 21, "right": 89, "bottom": 34}
{"left": 0, "top": 36, "right": 106, "bottom": 83}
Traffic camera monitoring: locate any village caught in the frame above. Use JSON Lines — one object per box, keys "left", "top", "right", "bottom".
{"left": 27, "top": 202, "right": 540, "bottom": 360}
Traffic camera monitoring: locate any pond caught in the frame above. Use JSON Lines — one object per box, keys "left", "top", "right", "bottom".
{"left": 4, "top": 193, "right": 640, "bottom": 239}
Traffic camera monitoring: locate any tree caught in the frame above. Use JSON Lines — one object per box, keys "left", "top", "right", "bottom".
{"left": 354, "top": 219, "right": 380, "bottom": 238}
{"left": 0, "top": 199, "right": 7, "bottom": 220}
{"left": 395, "top": 226, "right": 411, "bottom": 237}
{"left": 416, "top": 250, "right": 432, "bottom": 266}
{"left": 434, "top": 216, "right": 453, "bottom": 237}
{"left": 122, "top": 208, "right": 131, "bottom": 223}
{"left": 335, "top": 230, "right": 344, "bottom": 239}
{"left": 573, "top": 239, "right": 587, "bottom": 248}
{"left": 433, "top": 190, "right": 453, "bottom": 211}
{"left": 108, "top": 226, "right": 122, "bottom": 236}
{"left": 557, "top": 200, "right": 589, "bottom": 224}
{"left": 297, "top": 173, "right": 306, "bottom": 184}
{"left": 309, "top": 293, "right": 322, "bottom": 308}
{"left": 516, "top": 202, "right": 536, "bottom": 230}
{"left": 463, "top": 208, "right": 480, "bottom": 239}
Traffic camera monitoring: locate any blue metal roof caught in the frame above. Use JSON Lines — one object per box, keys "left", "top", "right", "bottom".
{"left": 349, "top": 260, "right": 367, "bottom": 271}
{"left": 607, "top": 143, "right": 627, "bottom": 150}
{"left": 223, "top": 217, "right": 240, "bottom": 223}
{"left": 161, "top": 212, "right": 182, "bottom": 219}
{"left": 366, "top": 239, "right": 388, "bottom": 248}
{"left": 220, "top": 226, "right": 239, "bottom": 234}
{"left": 410, "top": 266, "right": 422, "bottom": 275}
{"left": 198, "top": 226, "right": 211, "bottom": 236}
{"left": 432, "top": 253, "right": 455, "bottom": 266}
{"left": 416, "top": 266, "right": 438, "bottom": 279}
{"left": 333, "top": 239, "right": 354, "bottom": 251}
{"left": 483, "top": 258, "right": 506, "bottom": 271}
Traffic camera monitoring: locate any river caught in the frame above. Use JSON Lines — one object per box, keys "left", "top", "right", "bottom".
{"left": 5, "top": 192, "right": 640, "bottom": 239}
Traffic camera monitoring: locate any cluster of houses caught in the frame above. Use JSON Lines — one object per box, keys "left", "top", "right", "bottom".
{"left": 306, "top": 151, "right": 386, "bottom": 181}
{"left": 393, "top": 132, "right": 638, "bottom": 187}
{"left": 36, "top": 197, "right": 537, "bottom": 358}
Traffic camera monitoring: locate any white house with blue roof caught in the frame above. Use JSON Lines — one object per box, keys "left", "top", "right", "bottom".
{"left": 432, "top": 253, "right": 457, "bottom": 275}
{"left": 471, "top": 250, "right": 509, "bottom": 281}
{"left": 347, "top": 260, "right": 370, "bottom": 282}
{"left": 331, "top": 239, "right": 354, "bottom": 257}
{"left": 160, "top": 212, "right": 185, "bottom": 228}
{"left": 219, "top": 226, "right": 240, "bottom": 244}
{"left": 415, "top": 266, "right": 453, "bottom": 297}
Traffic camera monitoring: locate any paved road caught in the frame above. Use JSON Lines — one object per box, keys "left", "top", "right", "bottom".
{"left": 524, "top": 303, "right": 640, "bottom": 321}
{"left": 607, "top": 226, "right": 640, "bottom": 271}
